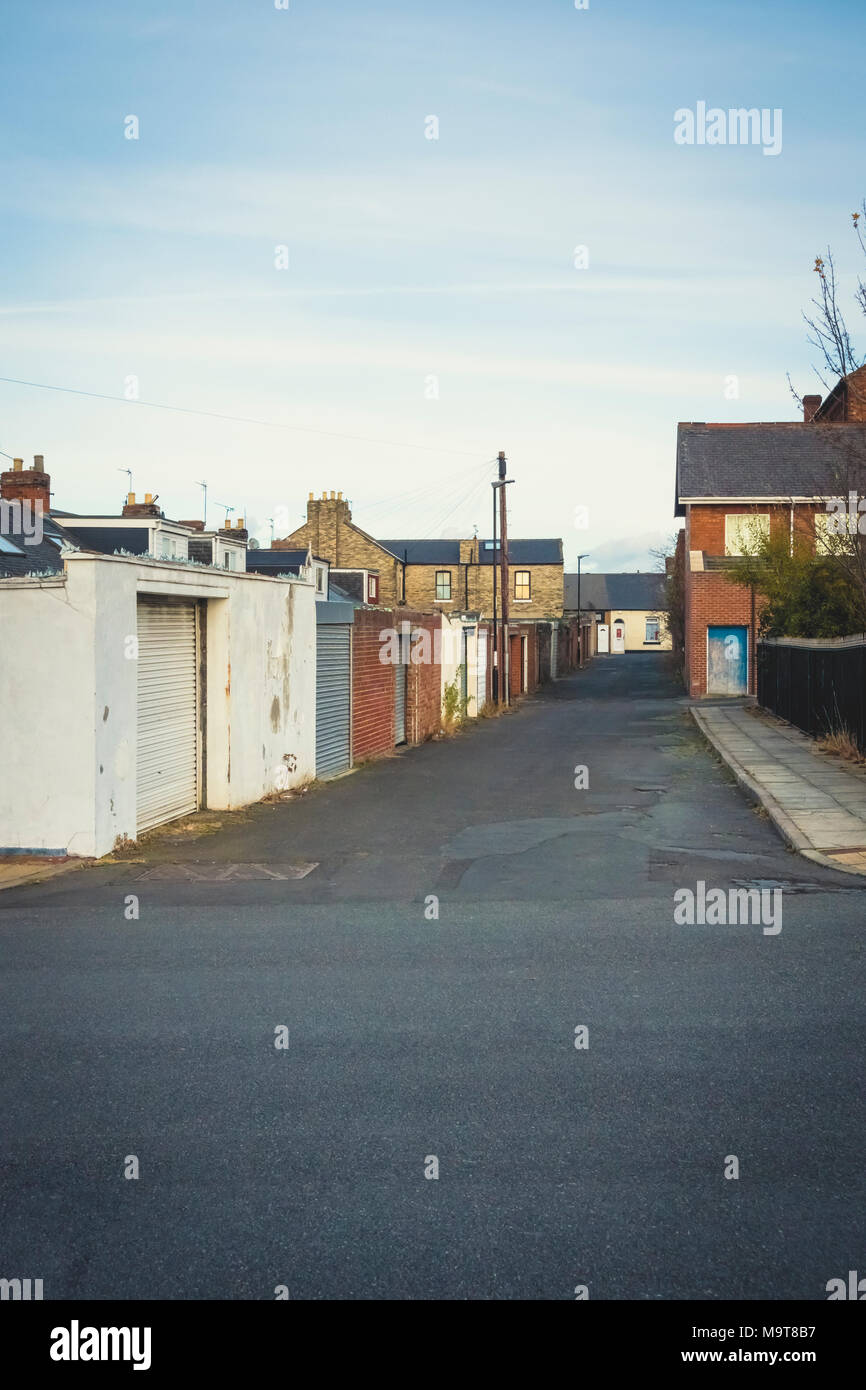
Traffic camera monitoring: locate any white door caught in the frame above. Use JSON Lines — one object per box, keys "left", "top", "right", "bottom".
{"left": 476, "top": 629, "right": 488, "bottom": 710}
{"left": 611, "top": 619, "right": 625, "bottom": 654}
{"left": 597, "top": 624, "right": 609, "bottom": 653}
{"left": 137, "top": 599, "right": 200, "bottom": 834}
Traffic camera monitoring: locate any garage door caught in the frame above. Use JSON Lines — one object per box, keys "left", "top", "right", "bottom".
{"left": 708, "top": 625, "right": 748, "bottom": 695}
{"left": 394, "top": 634, "right": 407, "bottom": 745}
{"left": 316, "top": 624, "right": 352, "bottom": 777}
{"left": 476, "top": 629, "right": 487, "bottom": 710}
{"left": 137, "top": 599, "right": 199, "bottom": 834}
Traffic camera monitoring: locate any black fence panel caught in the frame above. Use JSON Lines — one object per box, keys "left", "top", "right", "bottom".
{"left": 758, "top": 641, "right": 866, "bottom": 753}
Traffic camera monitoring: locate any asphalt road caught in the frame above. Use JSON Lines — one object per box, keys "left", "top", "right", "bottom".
{"left": 1, "top": 654, "right": 864, "bottom": 1300}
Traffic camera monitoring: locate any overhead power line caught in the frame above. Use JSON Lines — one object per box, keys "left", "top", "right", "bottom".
{"left": 0, "top": 374, "right": 485, "bottom": 459}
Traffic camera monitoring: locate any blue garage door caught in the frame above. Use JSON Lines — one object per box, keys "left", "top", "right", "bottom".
{"left": 708, "top": 625, "right": 748, "bottom": 695}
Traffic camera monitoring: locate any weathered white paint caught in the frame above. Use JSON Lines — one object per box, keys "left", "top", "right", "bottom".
{"left": 0, "top": 553, "right": 316, "bottom": 858}
{"left": 439, "top": 614, "right": 480, "bottom": 717}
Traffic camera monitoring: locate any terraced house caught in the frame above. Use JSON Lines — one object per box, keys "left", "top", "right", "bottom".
{"left": 275, "top": 490, "right": 565, "bottom": 620}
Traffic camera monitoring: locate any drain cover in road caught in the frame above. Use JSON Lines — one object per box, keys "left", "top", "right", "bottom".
{"left": 132, "top": 862, "right": 318, "bottom": 881}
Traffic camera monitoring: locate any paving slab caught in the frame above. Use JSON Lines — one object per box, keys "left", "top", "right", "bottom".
{"left": 692, "top": 705, "right": 866, "bottom": 876}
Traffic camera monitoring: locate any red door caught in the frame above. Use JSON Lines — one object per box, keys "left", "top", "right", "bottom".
{"left": 509, "top": 632, "right": 521, "bottom": 697}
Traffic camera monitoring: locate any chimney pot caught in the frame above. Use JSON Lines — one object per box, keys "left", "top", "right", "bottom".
{"left": 13, "top": 458, "right": 23, "bottom": 472}
{"left": 33, "top": 455, "right": 45, "bottom": 471}
{"left": 321, "top": 491, "right": 327, "bottom": 500}
{"left": 308, "top": 491, "right": 314, "bottom": 500}
{"left": 144, "top": 492, "right": 153, "bottom": 504}
{"left": 127, "top": 492, "right": 136, "bottom": 505}
{"left": 330, "top": 490, "right": 335, "bottom": 499}
{"left": 337, "top": 490, "right": 342, "bottom": 500}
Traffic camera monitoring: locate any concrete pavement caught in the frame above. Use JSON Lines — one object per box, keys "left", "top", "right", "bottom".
{"left": 693, "top": 704, "right": 866, "bottom": 875}
{"left": 1, "top": 655, "right": 864, "bottom": 1300}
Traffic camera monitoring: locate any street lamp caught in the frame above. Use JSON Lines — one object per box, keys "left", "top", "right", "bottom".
{"left": 577, "top": 553, "right": 589, "bottom": 667}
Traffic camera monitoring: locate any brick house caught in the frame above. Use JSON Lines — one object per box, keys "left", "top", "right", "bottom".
{"left": 275, "top": 491, "right": 564, "bottom": 619}
{"left": 676, "top": 388, "right": 866, "bottom": 697}
{"left": 565, "top": 572, "right": 670, "bottom": 653}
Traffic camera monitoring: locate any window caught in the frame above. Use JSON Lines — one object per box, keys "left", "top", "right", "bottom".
{"left": 645, "top": 617, "right": 661, "bottom": 643}
{"left": 223, "top": 551, "right": 234, "bottom": 570}
{"left": 158, "top": 533, "right": 175, "bottom": 558}
{"left": 724, "top": 513, "right": 769, "bottom": 556}
{"left": 514, "top": 570, "right": 531, "bottom": 601}
{"left": 316, "top": 566, "right": 325, "bottom": 593}
{"left": 814, "top": 510, "right": 836, "bottom": 554}
{"left": 435, "top": 570, "right": 452, "bottom": 600}
{"left": 367, "top": 574, "right": 379, "bottom": 602}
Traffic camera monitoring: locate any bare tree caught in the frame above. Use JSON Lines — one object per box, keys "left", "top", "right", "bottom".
{"left": 785, "top": 203, "right": 866, "bottom": 622}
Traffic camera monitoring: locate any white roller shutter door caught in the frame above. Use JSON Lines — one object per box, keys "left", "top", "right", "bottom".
{"left": 137, "top": 599, "right": 199, "bottom": 834}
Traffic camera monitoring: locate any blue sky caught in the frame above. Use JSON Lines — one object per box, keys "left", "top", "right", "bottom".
{"left": 2, "top": 0, "right": 865, "bottom": 568}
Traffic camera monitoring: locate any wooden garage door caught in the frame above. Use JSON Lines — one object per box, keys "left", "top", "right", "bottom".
{"left": 136, "top": 599, "right": 199, "bottom": 834}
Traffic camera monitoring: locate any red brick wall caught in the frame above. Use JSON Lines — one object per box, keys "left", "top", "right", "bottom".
{"left": 684, "top": 501, "right": 828, "bottom": 695}
{"left": 352, "top": 608, "right": 395, "bottom": 761}
{"left": 686, "top": 571, "right": 757, "bottom": 697}
{"left": 405, "top": 611, "right": 441, "bottom": 742}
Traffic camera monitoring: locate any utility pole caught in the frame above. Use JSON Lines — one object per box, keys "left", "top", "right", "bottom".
{"left": 577, "top": 552, "right": 589, "bottom": 667}
{"left": 491, "top": 482, "right": 498, "bottom": 704}
{"left": 498, "top": 451, "right": 510, "bottom": 704}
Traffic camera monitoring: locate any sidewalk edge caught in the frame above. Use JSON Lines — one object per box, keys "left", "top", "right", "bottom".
{"left": 690, "top": 709, "right": 866, "bottom": 880}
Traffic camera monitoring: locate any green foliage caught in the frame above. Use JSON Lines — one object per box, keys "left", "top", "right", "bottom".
{"left": 727, "top": 527, "right": 866, "bottom": 638}
{"left": 442, "top": 668, "right": 470, "bottom": 728}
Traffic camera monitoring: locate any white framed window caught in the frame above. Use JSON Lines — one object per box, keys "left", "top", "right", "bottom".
{"left": 436, "top": 570, "right": 452, "bottom": 600}
{"left": 724, "top": 514, "right": 769, "bottom": 556}
{"left": 645, "top": 616, "right": 661, "bottom": 643}
{"left": 814, "top": 510, "right": 837, "bottom": 553}
{"left": 367, "top": 574, "right": 379, "bottom": 602}
{"left": 316, "top": 566, "right": 325, "bottom": 593}
{"left": 514, "top": 570, "right": 531, "bottom": 601}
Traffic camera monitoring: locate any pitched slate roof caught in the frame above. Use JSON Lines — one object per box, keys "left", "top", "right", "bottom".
{"left": 564, "top": 571, "right": 666, "bottom": 613}
{"left": 675, "top": 422, "right": 866, "bottom": 514}
{"left": 376, "top": 537, "right": 563, "bottom": 565}
{"left": 245, "top": 548, "right": 311, "bottom": 572}
{"left": 378, "top": 539, "right": 462, "bottom": 564}
{"left": 0, "top": 513, "right": 71, "bottom": 578}
{"left": 476, "top": 538, "right": 562, "bottom": 565}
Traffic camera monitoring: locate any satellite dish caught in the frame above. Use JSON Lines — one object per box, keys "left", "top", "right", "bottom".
{"left": 248, "top": 538, "right": 261, "bottom": 549}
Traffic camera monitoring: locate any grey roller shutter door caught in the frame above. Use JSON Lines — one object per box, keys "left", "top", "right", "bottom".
{"left": 137, "top": 599, "right": 199, "bottom": 834}
{"left": 476, "top": 629, "right": 487, "bottom": 709}
{"left": 394, "top": 633, "right": 407, "bottom": 745}
{"left": 316, "top": 624, "right": 352, "bottom": 777}
{"left": 550, "top": 626, "right": 558, "bottom": 680}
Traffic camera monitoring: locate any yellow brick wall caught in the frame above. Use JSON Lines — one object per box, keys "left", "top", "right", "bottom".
{"left": 276, "top": 496, "right": 563, "bottom": 617}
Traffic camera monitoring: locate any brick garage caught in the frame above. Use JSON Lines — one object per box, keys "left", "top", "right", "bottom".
{"left": 352, "top": 607, "right": 395, "bottom": 761}
{"left": 351, "top": 607, "right": 442, "bottom": 761}
{"left": 685, "top": 570, "right": 759, "bottom": 698}
{"left": 405, "top": 612, "right": 441, "bottom": 742}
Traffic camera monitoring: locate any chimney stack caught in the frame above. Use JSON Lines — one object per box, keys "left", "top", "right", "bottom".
{"left": 1, "top": 453, "right": 51, "bottom": 514}
{"left": 803, "top": 394, "right": 822, "bottom": 423}
{"left": 122, "top": 491, "right": 162, "bottom": 518}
